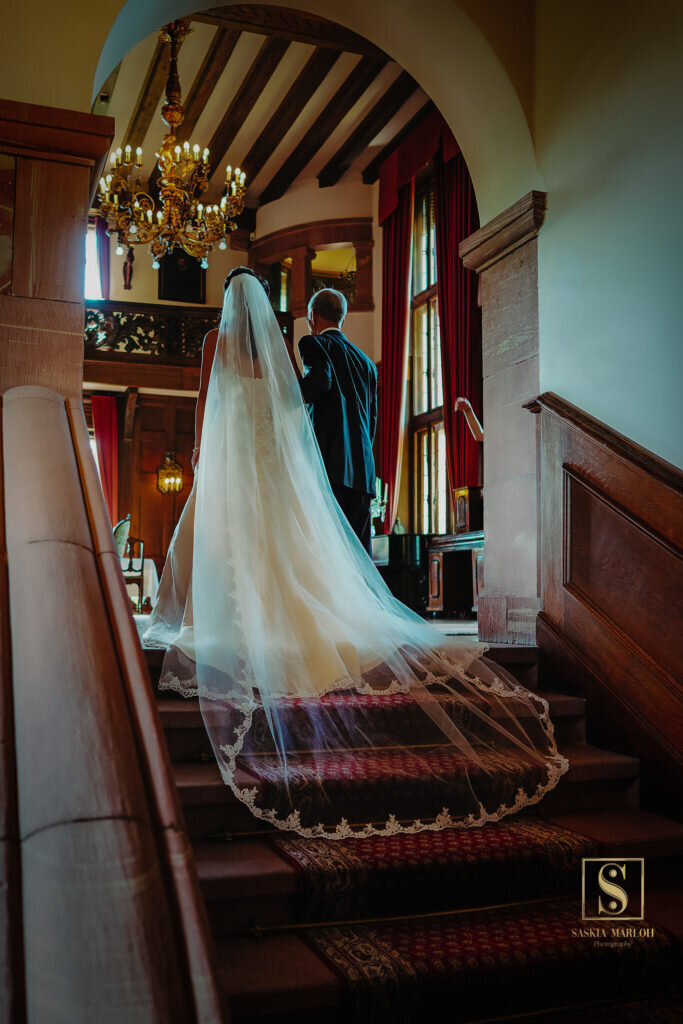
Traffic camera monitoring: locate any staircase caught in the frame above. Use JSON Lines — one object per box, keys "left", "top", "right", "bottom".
{"left": 144, "top": 645, "right": 683, "bottom": 1023}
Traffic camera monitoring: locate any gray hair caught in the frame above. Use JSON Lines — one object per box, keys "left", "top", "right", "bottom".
{"left": 308, "top": 287, "right": 347, "bottom": 326}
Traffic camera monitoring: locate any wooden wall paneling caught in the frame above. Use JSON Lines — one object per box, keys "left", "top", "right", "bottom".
{"left": 531, "top": 392, "right": 683, "bottom": 810}
{"left": 117, "top": 387, "right": 138, "bottom": 527}
{"left": 0, "top": 154, "right": 14, "bottom": 296}
{"left": 288, "top": 245, "right": 315, "bottom": 319}
{"left": 84, "top": 357, "right": 201, "bottom": 392}
{"left": 13, "top": 157, "right": 89, "bottom": 302}
{"left": 0, "top": 100, "right": 114, "bottom": 398}
{"left": 352, "top": 239, "right": 374, "bottom": 311}
{"left": 129, "top": 394, "right": 195, "bottom": 571}
{"left": 1, "top": 294, "right": 86, "bottom": 398}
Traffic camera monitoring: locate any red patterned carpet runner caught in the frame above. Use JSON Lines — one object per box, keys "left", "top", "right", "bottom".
{"left": 269, "top": 817, "right": 598, "bottom": 921}
{"left": 304, "top": 900, "right": 677, "bottom": 1023}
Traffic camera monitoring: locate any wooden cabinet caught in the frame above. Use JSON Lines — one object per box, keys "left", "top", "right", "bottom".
{"left": 426, "top": 531, "right": 484, "bottom": 616}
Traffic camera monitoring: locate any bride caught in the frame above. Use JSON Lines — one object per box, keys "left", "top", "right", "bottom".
{"left": 143, "top": 267, "right": 567, "bottom": 839}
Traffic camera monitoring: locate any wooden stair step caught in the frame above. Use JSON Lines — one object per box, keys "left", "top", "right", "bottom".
{"left": 215, "top": 932, "right": 341, "bottom": 1022}
{"left": 192, "top": 807, "right": 683, "bottom": 935}
{"left": 158, "top": 690, "right": 587, "bottom": 764}
{"left": 173, "top": 743, "right": 640, "bottom": 838}
{"left": 215, "top": 886, "right": 683, "bottom": 1022}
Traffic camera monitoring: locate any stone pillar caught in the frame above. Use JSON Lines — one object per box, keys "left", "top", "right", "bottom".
{"left": 459, "top": 191, "right": 547, "bottom": 645}
{"left": 288, "top": 245, "right": 315, "bottom": 318}
{"left": 0, "top": 99, "right": 113, "bottom": 396}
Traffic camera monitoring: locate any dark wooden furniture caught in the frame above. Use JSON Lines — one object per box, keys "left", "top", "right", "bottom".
{"left": 426, "top": 531, "right": 484, "bottom": 616}
{"left": 452, "top": 485, "right": 483, "bottom": 533}
{"left": 373, "top": 534, "right": 429, "bottom": 614}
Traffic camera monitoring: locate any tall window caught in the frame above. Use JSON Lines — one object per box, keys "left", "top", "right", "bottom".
{"left": 85, "top": 223, "right": 103, "bottom": 301}
{"left": 410, "top": 185, "right": 449, "bottom": 534}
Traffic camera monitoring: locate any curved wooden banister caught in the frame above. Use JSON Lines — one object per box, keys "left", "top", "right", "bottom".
{"left": 2, "top": 386, "right": 226, "bottom": 1022}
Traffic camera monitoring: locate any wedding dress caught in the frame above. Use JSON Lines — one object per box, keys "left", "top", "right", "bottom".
{"left": 143, "top": 274, "right": 568, "bottom": 839}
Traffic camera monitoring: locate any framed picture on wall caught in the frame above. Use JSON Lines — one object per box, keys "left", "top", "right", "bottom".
{"left": 158, "top": 249, "right": 206, "bottom": 304}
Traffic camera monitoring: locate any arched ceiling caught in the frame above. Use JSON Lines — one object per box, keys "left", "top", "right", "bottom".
{"left": 98, "top": 5, "right": 432, "bottom": 214}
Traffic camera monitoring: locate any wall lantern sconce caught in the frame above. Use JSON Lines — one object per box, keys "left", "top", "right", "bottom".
{"left": 157, "top": 450, "right": 184, "bottom": 494}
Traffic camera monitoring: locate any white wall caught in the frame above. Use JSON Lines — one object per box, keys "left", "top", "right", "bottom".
{"left": 536, "top": 0, "right": 683, "bottom": 468}
{"left": 108, "top": 244, "right": 245, "bottom": 307}
{"left": 254, "top": 177, "right": 374, "bottom": 239}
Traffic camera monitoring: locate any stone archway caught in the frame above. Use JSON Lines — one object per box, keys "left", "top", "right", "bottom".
{"left": 93, "top": 0, "right": 541, "bottom": 223}
{"left": 0, "top": 0, "right": 547, "bottom": 644}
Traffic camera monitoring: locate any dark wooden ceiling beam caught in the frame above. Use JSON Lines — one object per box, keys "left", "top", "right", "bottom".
{"left": 207, "top": 35, "right": 290, "bottom": 179}
{"left": 258, "top": 55, "right": 387, "bottom": 206}
{"left": 317, "top": 71, "right": 418, "bottom": 188}
{"left": 194, "top": 5, "right": 384, "bottom": 57}
{"left": 361, "top": 100, "right": 436, "bottom": 184}
{"left": 122, "top": 39, "right": 172, "bottom": 152}
{"left": 240, "top": 47, "right": 340, "bottom": 184}
{"left": 177, "top": 28, "right": 241, "bottom": 144}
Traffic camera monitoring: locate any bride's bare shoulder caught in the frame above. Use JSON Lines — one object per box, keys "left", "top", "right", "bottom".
{"left": 202, "top": 327, "right": 219, "bottom": 359}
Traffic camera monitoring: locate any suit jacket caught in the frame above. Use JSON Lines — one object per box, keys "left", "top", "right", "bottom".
{"left": 299, "top": 329, "right": 378, "bottom": 495}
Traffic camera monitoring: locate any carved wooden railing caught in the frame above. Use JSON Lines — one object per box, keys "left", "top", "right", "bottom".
{"left": 2, "top": 386, "right": 226, "bottom": 1021}
{"left": 84, "top": 299, "right": 219, "bottom": 364}
{"left": 528, "top": 392, "right": 683, "bottom": 809}
{"left": 84, "top": 299, "right": 294, "bottom": 367}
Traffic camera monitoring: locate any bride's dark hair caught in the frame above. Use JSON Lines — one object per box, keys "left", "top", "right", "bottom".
{"left": 224, "top": 266, "right": 270, "bottom": 297}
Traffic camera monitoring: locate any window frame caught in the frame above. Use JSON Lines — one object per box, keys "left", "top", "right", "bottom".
{"left": 407, "top": 178, "right": 452, "bottom": 536}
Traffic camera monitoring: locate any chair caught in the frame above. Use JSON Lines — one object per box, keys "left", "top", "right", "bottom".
{"left": 122, "top": 534, "right": 145, "bottom": 613}
{"left": 113, "top": 513, "right": 131, "bottom": 558}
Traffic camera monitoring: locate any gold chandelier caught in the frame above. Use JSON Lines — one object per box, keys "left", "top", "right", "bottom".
{"left": 96, "top": 20, "right": 246, "bottom": 269}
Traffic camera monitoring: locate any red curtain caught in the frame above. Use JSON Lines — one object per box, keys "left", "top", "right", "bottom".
{"left": 434, "top": 151, "right": 482, "bottom": 490}
{"left": 91, "top": 395, "right": 118, "bottom": 524}
{"left": 379, "top": 109, "right": 459, "bottom": 224}
{"left": 377, "top": 180, "right": 414, "bottom": 533}
{"left": 95, "top": 217, "right": 110, "bottom": 300}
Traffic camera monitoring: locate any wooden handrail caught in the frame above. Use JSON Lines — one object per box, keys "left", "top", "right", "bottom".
{"left": 67, "top": 397, "right": 227, "bottom": 1022}
{"left": 0, "top": 397, "right": 26, "bottom": 1023}
{"left": 526, "top": 391, "right": 682, "bottom": 492}
{"left": 3, "top": 386, "right": 226, "bottom": 1022}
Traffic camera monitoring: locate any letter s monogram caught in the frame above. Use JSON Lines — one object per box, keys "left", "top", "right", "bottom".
{"left": 597, "top": 862, "right": 629, "bottom": 916}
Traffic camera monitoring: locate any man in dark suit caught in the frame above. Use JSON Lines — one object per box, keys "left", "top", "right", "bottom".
{"left": 294, "top": 288, "right": 378, "bottom": 555}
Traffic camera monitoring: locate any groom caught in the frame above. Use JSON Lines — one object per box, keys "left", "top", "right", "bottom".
{"left": 294, "top": 288, "right": 378, "bottom": 555}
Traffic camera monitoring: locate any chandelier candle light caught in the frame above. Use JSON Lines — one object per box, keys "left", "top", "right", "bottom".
{"left": 97, "top": 20, "right": 247, "bottom": 269}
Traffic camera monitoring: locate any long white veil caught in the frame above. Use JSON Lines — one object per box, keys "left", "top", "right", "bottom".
{"left": 145, "top": 274, "right": 567, "bottom": 838}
